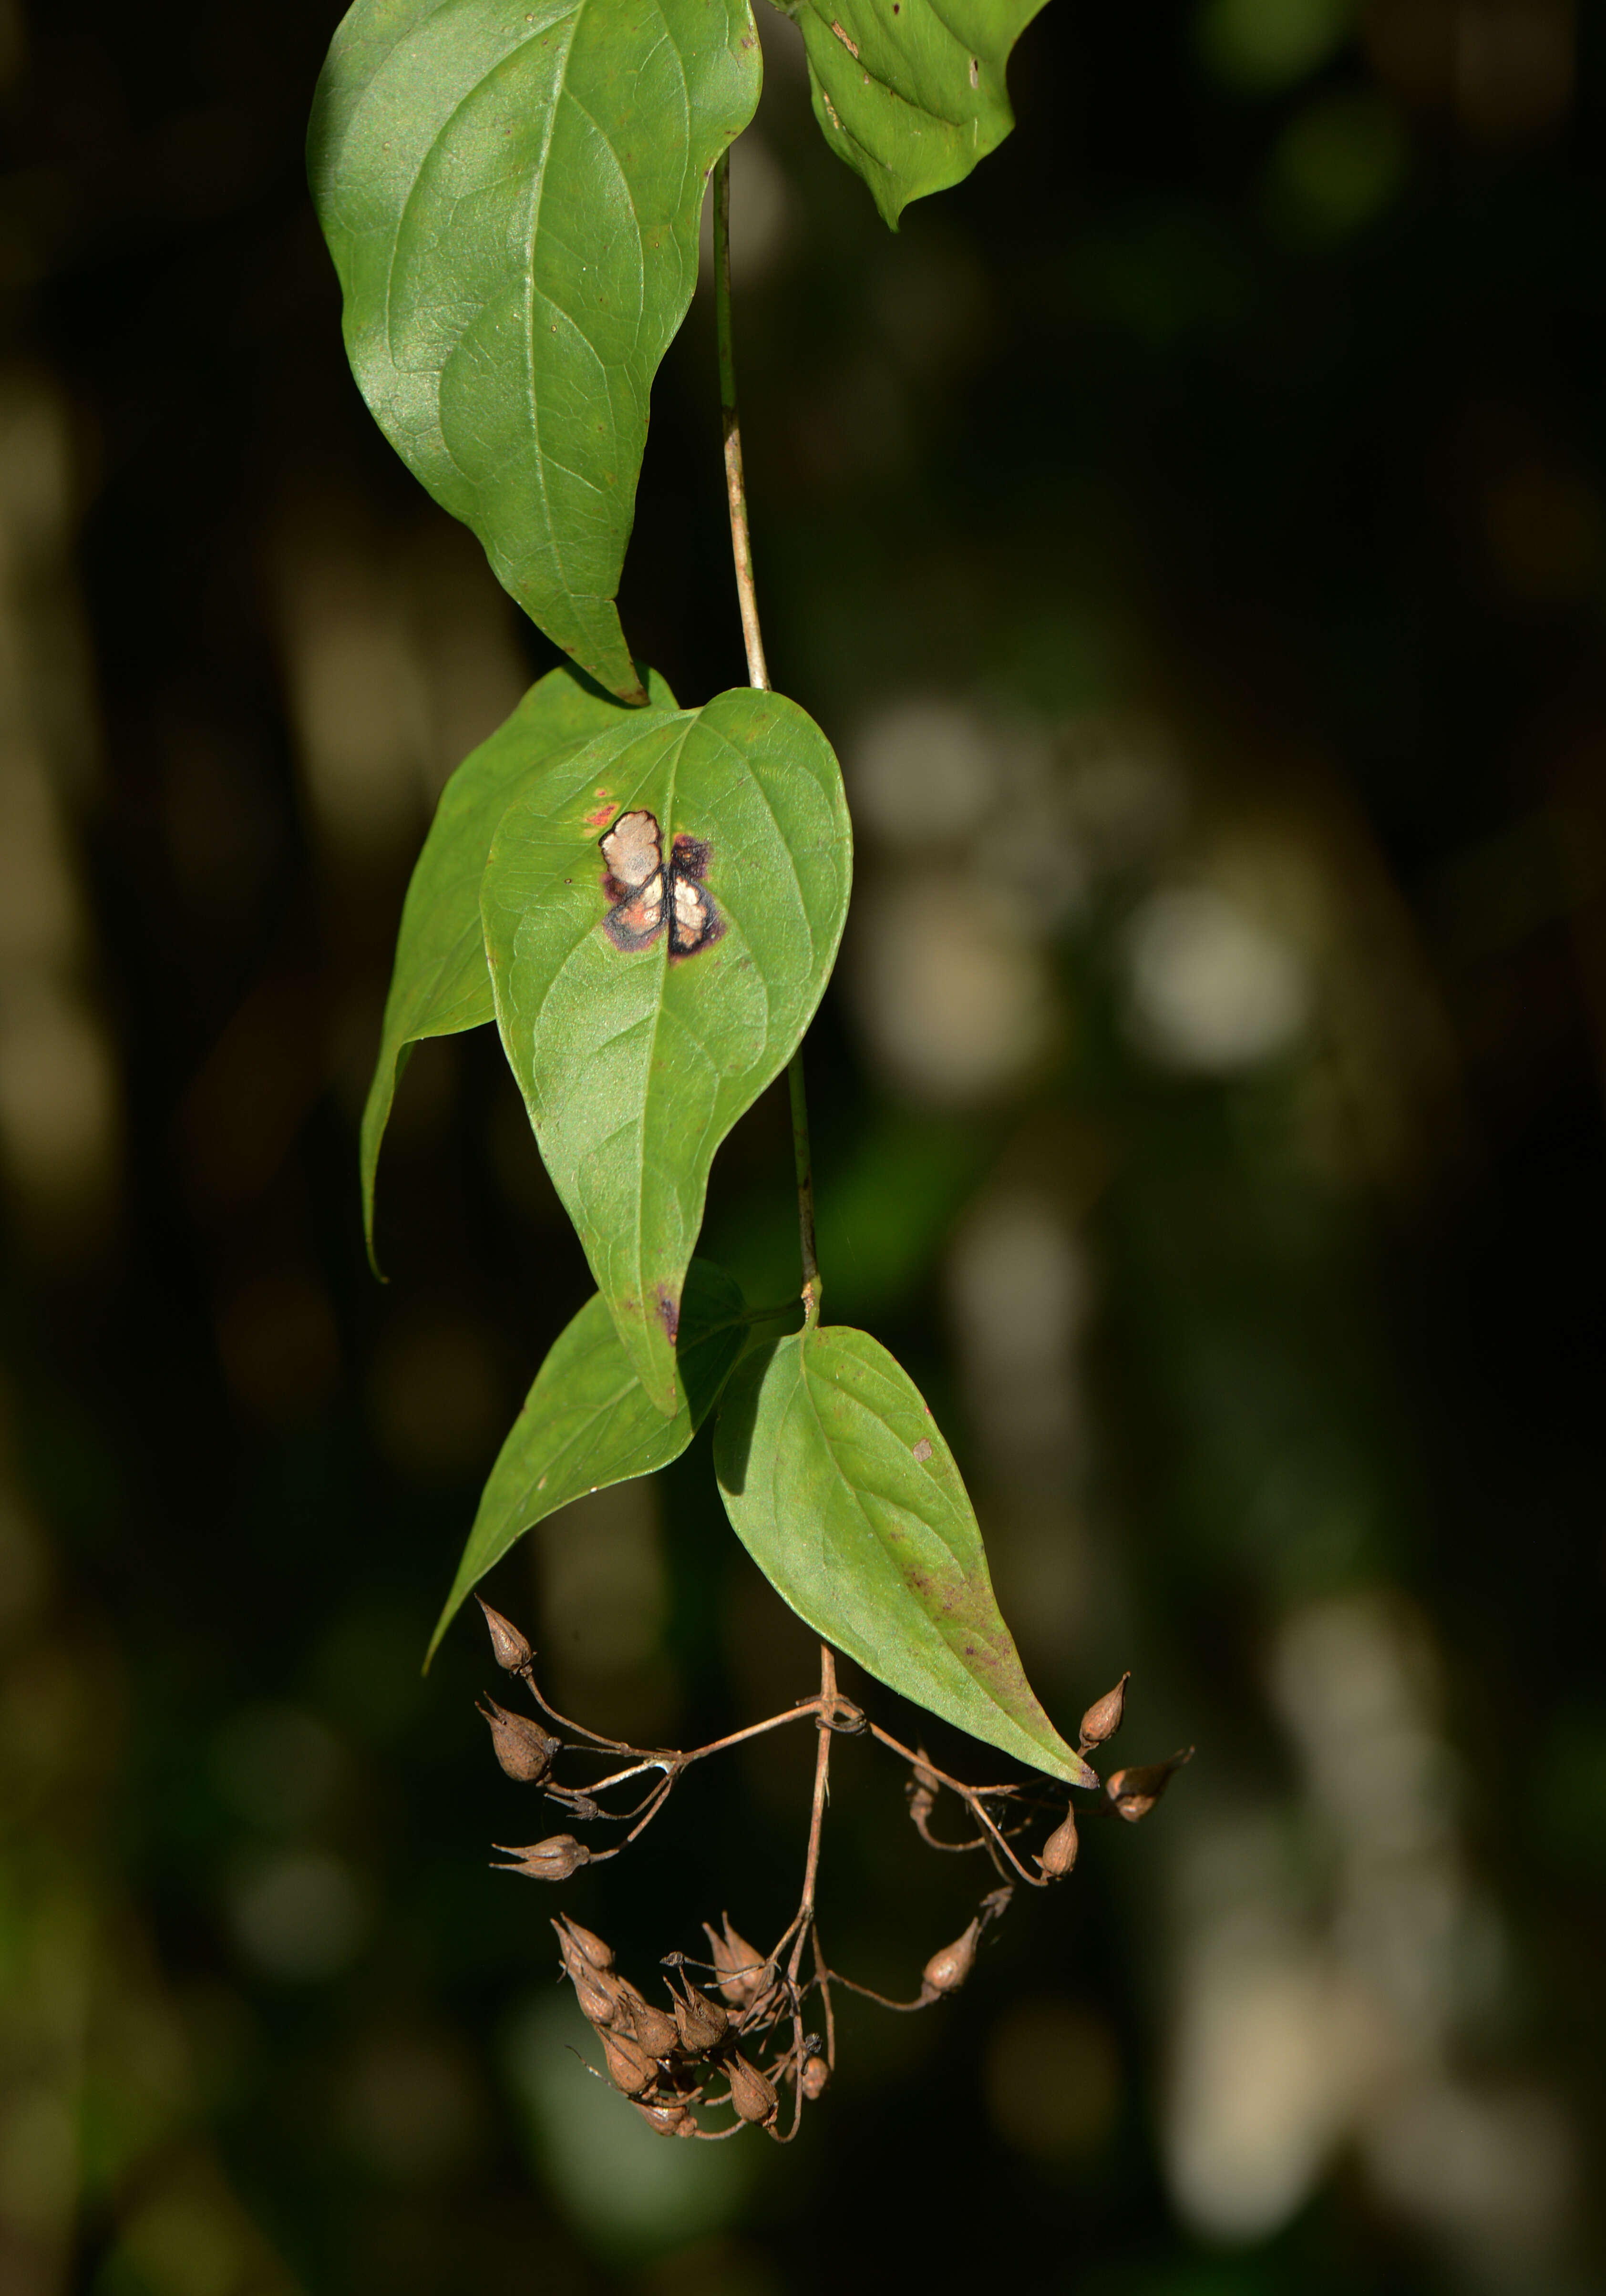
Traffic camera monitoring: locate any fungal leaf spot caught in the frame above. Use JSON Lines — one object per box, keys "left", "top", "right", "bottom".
{"left": 599, "top": 809, "right": 720, "bottom": 957}
{"left": 600, "top": 807, "right": 664, "bottom": 950}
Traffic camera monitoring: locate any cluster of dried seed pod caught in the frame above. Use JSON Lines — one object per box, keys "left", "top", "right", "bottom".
{"left": 702, "top": 1912, "right": 772, "bottom": 2015}
{"left": 467, "top": 1595, "right": 1193, "bottom": 2132}
{"left": 553, "top": 1914, "right": 789, "bottom": 2138}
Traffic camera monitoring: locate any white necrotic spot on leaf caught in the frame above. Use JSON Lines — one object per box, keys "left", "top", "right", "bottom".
{"left": 600, "top": 809, "right": 660, "bottom": 888}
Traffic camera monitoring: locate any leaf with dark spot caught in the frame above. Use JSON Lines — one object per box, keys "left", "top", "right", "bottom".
{"left": 360, "top": 663, "right": 677, "bottom": 1270}
{"left": 481, "top": 689, "right": 851, "bottom": 1414}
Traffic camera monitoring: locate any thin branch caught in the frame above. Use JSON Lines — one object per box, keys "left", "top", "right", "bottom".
{"left": 867, "top": 1722, "right": 1023, "bottom": 1801}
{"left": 569, "top": 1756, "right": 674, "bottom": 1796}
{"left": 713, "top": 143, "right": 822, "bottom": 1323}
{"left": 912, "top": 1816, "right": 993, "bottom": 1853}
{"left": 788, "top": 1052, "right": 821, "bottom": 1323}
{"left": 712, "top": 148, "right": 769, "bottom": 694}
{"left": 520, "top": 1677, "right": 638, "bottom": 1756}
{"left": 813, "top": 1921, "right": 836, "bottom": 2070}
{"left": 817, "top": 1966, "right": 928, "bottom": 2014}
{"left": 587, "top": 1773, "right": 678, "bottom": 1861}
{"left": 681, "top": 1702, "right": 824, "bottom": 1767}
{"left": 787, "top": 1646, "right": 836, "bottom": 1987}
{"left": 869, "top": 1721, "right": 1049, "bottom": 1887}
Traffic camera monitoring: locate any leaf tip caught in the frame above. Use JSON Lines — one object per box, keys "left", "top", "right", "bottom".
{"left": 360, "top": 1157, "right": 389, "bottom": 1281}
{"left": 422, "top": 1599, "right": 458, "bottom": 1676}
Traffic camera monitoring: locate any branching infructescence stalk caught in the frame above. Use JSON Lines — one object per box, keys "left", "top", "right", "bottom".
{"left": 471, "top": 1598, "right": 1185, "bottom": 2137}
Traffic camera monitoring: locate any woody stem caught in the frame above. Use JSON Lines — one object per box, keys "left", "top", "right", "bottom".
{"left": 789, "top": 1646, "right": 836, "bottom": 1985}
{"left": 713, "top": 145, "right": 821, "bottom": 1322}
{"left": 788, "top": 1056, "right": 821, "bottom": 1321}
{"left": 714, "top": 149, "right": 768, "bottom": 696}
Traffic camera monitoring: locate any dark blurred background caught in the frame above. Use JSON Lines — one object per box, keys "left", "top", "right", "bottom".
{"left": 3, "top": 0, "right": 1605, "bottom": 2288}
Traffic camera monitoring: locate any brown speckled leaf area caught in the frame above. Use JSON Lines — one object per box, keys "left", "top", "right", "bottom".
{"left": 714, "top": 1322, "right": 1093, "bottom": 1783}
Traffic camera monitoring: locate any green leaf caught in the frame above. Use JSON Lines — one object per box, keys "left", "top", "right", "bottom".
{"left": 309, "top": 0, "right": 762, "bottom": 698}
{"left": 713, "top": 1323, "right": 1095, "bottom": 1783}
{"left": 794, "top": 0, "right": 1047, "bottom": 227}
{"left": 360, "top": 663, "right": 678, "bottom": 1270}
{"left": 481, "top": 688, "right": 852, "bottom": 1414}
{"left": 427, "top": 1259, "right": 748, "bottom": 1664}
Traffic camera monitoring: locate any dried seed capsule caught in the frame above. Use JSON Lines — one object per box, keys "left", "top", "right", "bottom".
{"left": 476, "top": 1596, "right": 535, "bottom": 1676}
{"left": 600, "top": 2026, "right": 657, "bottom": 2096}
{"left": 919, "top": 1917, "right": 981, "bottom": 2002}
{"left": 1038, "top": 1804, "right": 1080, "bottom": 1878}
{"left": 1106, "top": 1746, "right": 1192, "bottom": 1822}
{"left": 492, "top": 1834, "right": 589, "bottom": 1881}
{"left": 552, "top": 1927, "right": 625, "bottom": 2027}
{"left": 672, "top": 1981, "right": 729, "bottom": 2057}
{"left": 616, "top": 1983, "right": 680, "bottom": 2061}
{"left": 634, "top": 2100, "right": 697, "bottom": 2138}
{"left": 724, "top": 2051, "right": 778, "bottom": 2126}
{"left": 1079, "top": 1671, "right": 1130, "bottom": 1750}
{"left": 477, "top": 1697, "right": 559, "bottom": 1784}
{"left": 800, "top": 2055, "right": 829, "bottom": 2101}
{"left": 572, "top": 1960, "right": 624, "bottom": 2030}
{"left": 703, "top": 1915, "right": 769, "bottom": 2011}
{"left": 559, "top": 1916, "right": 614, "bottom": 1971}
